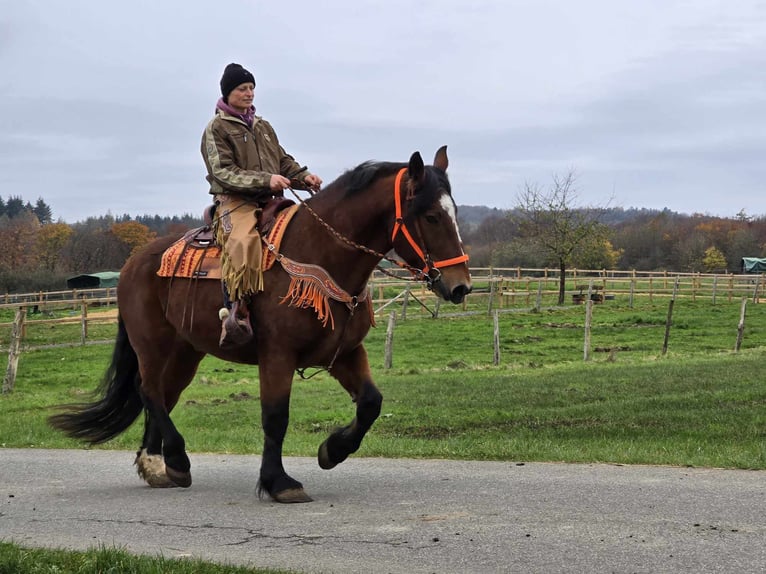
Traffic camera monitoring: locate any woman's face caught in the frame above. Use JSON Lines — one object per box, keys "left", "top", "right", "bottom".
{"left": 227, "top": 82, "right": 254, "bottom": 112}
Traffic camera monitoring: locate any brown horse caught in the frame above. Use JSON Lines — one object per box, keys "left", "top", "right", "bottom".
{"left": 49, "top": 146, "right": 472, "bottom": 503}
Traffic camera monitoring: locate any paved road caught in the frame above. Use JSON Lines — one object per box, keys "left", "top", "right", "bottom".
{"left": 1, "top": 449, "right": 765, "bottom": 573}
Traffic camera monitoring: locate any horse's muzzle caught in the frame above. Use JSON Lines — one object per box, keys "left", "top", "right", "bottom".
{"left": 431, "top": 278, "right": 472, "bottom": 304}
{"left": 449, "top": 284, "right": 472, "bottom": 304}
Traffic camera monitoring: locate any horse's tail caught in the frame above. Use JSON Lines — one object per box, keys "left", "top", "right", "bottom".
{"left": 48, "top": 315, "right": 144, "bottom": 445}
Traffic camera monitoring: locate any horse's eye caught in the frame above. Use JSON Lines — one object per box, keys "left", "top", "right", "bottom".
{"left": 425, "top": 214, "right": 439, "bottom": 225}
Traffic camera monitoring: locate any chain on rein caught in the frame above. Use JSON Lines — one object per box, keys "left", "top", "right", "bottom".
{"left": 286, "top": 167, "right": 467, "bottom": 290}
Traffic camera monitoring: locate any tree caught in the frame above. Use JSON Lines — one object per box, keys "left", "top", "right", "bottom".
{"left": 110, "top": 221, "right": 157, "bottom": 256}
{"left": 36, "top": 223, "right": 74, "bottom": 271}
{"left": 574, "top": 239, "right": 623, "bottom": 270}
{"left": 0, "top": 211, "right": 41, "bottom": 272}
{"left": 514, "top": 172, "right": 610, "bottom": 304}
{"left": 33, "top": 198, "right": 53, "bottom": 225}
{"left": 702, "top": 246, "right": 727, "bottom": 273}
{"left": 60, "top": 228, "right": 129, "bottom": 272}
{"left": 5, "top": 196, "right": 26, "bottom": 219}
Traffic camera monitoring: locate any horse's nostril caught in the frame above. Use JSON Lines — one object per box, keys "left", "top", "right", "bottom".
{"left": 450, "top": 284, "right": 472, "bottom": 303}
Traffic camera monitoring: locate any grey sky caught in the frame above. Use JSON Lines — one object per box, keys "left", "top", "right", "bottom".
{"left": 1, "top": 0, "right": 764, "bottom": 222}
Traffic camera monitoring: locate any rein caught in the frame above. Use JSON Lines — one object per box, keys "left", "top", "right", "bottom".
{"left": 288, "top": 168, "right": 468, "bottom": 288}
{"left": 287, "top": 186, "right": 428, "bottom": 283}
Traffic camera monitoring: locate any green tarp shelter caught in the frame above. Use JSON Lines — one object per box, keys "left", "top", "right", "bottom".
{"left": 741, "top": 258, "right": 766, "bottom": 274}
{"left": 66, "top": 271, "right": 120, "bottom": 289}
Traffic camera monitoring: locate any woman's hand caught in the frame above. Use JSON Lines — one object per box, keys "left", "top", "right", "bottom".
{"left": 269, "top": 174, "right": 291, "bottom": 192}
{"left": 304, "top": 174, "right": 322, "bottom": 192}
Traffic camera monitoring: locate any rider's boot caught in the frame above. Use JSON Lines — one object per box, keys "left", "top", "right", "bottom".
{"left": 219, "top": 299, "right": 253, "bottom": 349}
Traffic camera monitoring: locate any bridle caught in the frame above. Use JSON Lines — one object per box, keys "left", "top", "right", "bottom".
{"left": 289, "top": 166, "right": 468, "bottom": 290}
{"left": 390, "top": 168, "right": 469, "bottom": 287}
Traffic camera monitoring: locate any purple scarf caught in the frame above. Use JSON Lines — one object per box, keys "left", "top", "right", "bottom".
{"left": 216, "top": 97, "right": 255, "bottom": 128}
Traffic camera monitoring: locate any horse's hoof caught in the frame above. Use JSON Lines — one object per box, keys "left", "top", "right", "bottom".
{"left": 273, "top": 487, "right": 313, "bottom": 503}
{"left": 317, "top": 440, "right": 338, "bottom": 470}
{"left": 165, "top": 466, "right": 192, "bottom": 488}
{"left": 144, "top": 473, "right": 178, "bottom": 488}
{"left": 135, "top": 449, "right": 178, "bottom": 488}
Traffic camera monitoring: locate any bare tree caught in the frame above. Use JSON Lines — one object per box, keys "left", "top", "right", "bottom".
{"left": 515, "top": 172, "right": 610, "bottom": 304}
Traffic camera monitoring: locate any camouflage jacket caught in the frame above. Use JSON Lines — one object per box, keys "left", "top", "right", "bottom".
{"left": 201, "top": 109, "right": 312, "bottom": 199}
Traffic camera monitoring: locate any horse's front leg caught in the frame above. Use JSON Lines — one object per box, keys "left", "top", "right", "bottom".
{"left": 257, "top": 357, "right": 312, "bottom": 503}
{"left": 318, "top": 344, "right": 382, "bottom": 470}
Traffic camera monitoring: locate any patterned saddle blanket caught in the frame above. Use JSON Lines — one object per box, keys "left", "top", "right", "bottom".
{"left": 157, "top": 201, "right": 298, "bottom": 280}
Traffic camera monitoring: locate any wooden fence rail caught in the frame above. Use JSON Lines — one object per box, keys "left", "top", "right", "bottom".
{"left": 1, "top": 269, "right": 762, "bottom": 390}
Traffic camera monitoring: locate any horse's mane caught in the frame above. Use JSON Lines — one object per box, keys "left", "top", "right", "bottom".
{"left": 316, "top": 160, "right": 452, "bottom": 216}
{"left": 325, "top": 161, "right": 405, "bottom": 196}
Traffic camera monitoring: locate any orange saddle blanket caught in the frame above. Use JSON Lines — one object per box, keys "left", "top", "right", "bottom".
{"left": 157, "top": 204, "right": 299, "bottom": 280}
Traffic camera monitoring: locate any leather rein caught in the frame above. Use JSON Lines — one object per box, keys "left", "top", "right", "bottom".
{"left": 276, "top": 167, "right": 468, "bottom": 377}
{"left": 288, "top": 167, "right": 468, "bottom": 289}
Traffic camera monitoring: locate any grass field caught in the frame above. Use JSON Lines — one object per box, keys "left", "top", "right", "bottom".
{"left": 2, "top": 297, "right": 765, "bottom": 468}
{"left": 2, "top": 296, "right": 765, "bottom": 572}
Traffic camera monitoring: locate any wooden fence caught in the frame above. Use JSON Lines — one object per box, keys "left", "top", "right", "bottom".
{"left": 0, "top": 268, "right": 763, "bottom": 327}
{"left": 1, "top": 268, "right": 763, "bottom": 392}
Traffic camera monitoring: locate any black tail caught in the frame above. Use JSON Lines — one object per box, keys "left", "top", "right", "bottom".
{"left": 49, "top": 315, "right": 144, "bottom": 444}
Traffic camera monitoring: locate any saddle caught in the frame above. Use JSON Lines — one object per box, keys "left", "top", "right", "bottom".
{"left": 157, "top": 198, "right": 296, "bottom": 280}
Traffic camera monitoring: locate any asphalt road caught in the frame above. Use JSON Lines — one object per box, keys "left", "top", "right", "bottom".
{"left": 1, "top": 449, "right": 765, "bottom": 573}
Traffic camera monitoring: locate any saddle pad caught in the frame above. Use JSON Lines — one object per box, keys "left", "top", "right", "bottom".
{"left": 156, "top": 204, "right": 299, "bottom": 280}
{"left": 157, "top": 239, "right": 222, "bottom": 280}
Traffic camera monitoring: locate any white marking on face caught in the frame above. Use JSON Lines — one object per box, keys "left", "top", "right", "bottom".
{"left": 439, "top": 194, "right": 463, "bottom": 243}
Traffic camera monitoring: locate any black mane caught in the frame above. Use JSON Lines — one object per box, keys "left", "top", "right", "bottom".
{"left": 316, "top": 159, "right": 453, "bottom": 216}
{"left": 334, "top": 161, "right": 405, "bottom": 195}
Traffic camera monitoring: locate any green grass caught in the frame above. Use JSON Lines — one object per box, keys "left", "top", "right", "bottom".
{"left": 0, "top": 542, "right": 293, "bottom": 574}
{"left": 2, "top": 298, "right": 765, "bottom": 469}
{"left": 2, "top": 298, "right": 765, "bottom": 572}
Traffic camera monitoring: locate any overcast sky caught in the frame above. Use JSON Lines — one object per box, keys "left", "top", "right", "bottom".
{"left": 1, "top": 0, "right": 764, "bottom": 223}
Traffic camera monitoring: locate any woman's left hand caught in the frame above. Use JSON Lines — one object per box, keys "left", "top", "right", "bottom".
{"left": 304, "top": 174, "right": 322, "bottom": 192}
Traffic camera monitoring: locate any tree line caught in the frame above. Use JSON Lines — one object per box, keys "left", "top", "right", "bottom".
{"left": 460, "top": 174, "right": 765, "bottom": 281}
{"left": 1, "top": 185, "right": 764, "bottom": 295}
{"left": 0, "top": 195, "right": 202, "bottom": 293}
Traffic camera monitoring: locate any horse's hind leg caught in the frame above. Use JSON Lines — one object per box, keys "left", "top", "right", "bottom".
{"left": 135, "top": 414, "right": 171, "bottom": 487}
{"left": 135, "top": 342, "right": 204, "bottom": 488}
{"left": 135, "top": 406, "right": 177, "bottom": 488}
{"left": 318, "top": 345, "right": 382, "bottom": 470}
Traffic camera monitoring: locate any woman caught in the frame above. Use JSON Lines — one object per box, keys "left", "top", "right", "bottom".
{"left": 201, "top": 63, "right": 322, "bottom": 347}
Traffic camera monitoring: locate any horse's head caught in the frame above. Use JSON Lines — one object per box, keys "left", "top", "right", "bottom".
{"left": 391, "top": 146, "right": 472, "bottom": 304}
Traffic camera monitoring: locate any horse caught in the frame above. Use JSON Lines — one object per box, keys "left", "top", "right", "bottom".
{"left": 49, "top": 146, "right": 472, "bottom": 503}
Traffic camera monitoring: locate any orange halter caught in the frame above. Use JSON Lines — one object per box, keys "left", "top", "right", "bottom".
{"left": 390, "top": 168, "right": 469, "bottom": 277}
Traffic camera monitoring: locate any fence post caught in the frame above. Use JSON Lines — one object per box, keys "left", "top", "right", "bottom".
{"left": 488, "top": 275, "right": 495, "bottom": 315}
{"left": 2, "top": 307, "right": 26, "bottom": 394}
{"left": 754, "top": 274, "right": 763, "bottom": 304}
{"left": 735, "top": 298, "right": 748, "bottom": 352}
{"left": 629, "top": 279, "right": 635, "bottom": 309}
{"left": 712, "top": 275, "right": 718, "bottom": 305}
{"left": 662, "top": 278, "right": 679, "bottom": 356}
{"left": 493, "top": 310, "right": 500, "bottom": 366}
{"left": 384, "top": 311, "right": 396, "bottom": 369}
{"left": 401, "top": 286, "right": 410, "bottom": 320}
{"left": 80, "top": 298, "right": 88, "bottom": 345}
{"left": 583, "top": 300, "right": 593, "bottom": 361}
{"left": 535, "top": 281, "right": 543, "bottom": 311}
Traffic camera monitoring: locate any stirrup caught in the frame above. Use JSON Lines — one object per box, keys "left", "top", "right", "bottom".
{"left": 219, "top": 304, "right": 253, "bottom": 349}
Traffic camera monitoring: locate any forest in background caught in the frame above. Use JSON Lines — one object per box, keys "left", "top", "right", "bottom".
{"left": 0, "top": 195, "right": 764, "bottom": 293}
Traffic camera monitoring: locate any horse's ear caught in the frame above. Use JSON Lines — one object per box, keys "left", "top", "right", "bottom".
{"left": 408, "top": 151, "right": 425, "bottom": 184}
{"left": 433, "top": 145, "right": 448, "bottom": 171}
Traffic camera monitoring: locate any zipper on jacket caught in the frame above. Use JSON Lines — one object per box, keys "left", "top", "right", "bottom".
{"left": 253, "top": 130, "right": 263, "bottom": 170}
